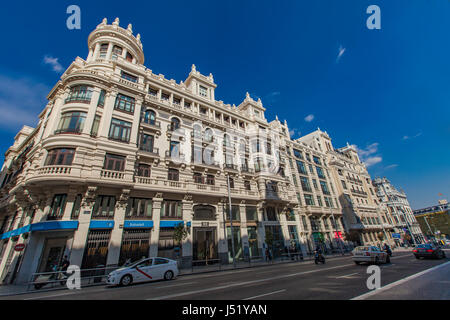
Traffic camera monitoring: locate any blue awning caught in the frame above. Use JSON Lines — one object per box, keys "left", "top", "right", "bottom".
{"left": 0, "top": 221, "right": 79, "bottom": 240}
{"left": 160, "top": 220, "right": 191, "bottom": 228}
{"left": 124, "top": 220, "right": 154, "bottom": 229}
{"left": 89, "top": 220, "right": 115, "bottom": 229}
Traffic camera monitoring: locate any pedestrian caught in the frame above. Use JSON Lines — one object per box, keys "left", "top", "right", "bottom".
{"left": 265, "top": 247, "right": 270, "bottom": 262}
{"left": 60, "top": 255, "right": 70, "bottom": 272}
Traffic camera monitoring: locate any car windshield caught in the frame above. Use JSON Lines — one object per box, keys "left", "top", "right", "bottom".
{"left": 355, "top": 246, "right": 370, "bottom": 251}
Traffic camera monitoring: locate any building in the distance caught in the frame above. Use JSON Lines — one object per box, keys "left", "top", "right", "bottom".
{"left": 373, "top": 177, "right": 425, "bottom": 245}
{"left": 413, "top": 200, "right": 449, "bottom": 242}
{"left": 297, "top": 130, "right": 396, "bottom": 247}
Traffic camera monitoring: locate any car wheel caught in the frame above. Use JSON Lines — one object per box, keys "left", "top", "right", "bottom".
{"left": 354, "top": 261, "right": 361, "bottom": 265}
{"left": 164, "top": 270, "right": 174, "bottom": 281}
{"left": 442, "top": 252, "right": 446, "bottom": 259}
{"left": 120, "top": 274, "right": 133, "bottom": 286}
{"left": 415, "top": 255, "right": 420, "bottom": 259}
{"left": 375, "top": 257, "right": 380, "bottom": 265}
{"left": 386, "top": 256, "right": 390, "bottom": 263}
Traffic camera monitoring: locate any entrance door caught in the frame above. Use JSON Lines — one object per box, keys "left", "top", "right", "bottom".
{"left": 193, "top": 228, "right": 217, "bottom": 265}
{"left": 38, "top": 238, "right": 67, "bottom": 273}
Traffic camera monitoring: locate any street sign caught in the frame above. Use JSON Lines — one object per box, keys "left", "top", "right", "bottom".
{"left": 392, "top": 233, "right": 401, "bottom": 239}
{"left": 14, "top": 243, "right": 25, "bottom": 252}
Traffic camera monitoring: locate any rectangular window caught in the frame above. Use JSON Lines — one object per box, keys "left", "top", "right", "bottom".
{"left": 92, "top": 195, "right": 116, "bottom": 219}
{"left": 45, "top": 148, "right": 75, "bottom": 166}
{"left": 56, "top": 111, "right": 87, "bottom": 134}
{"left": 199, "top": 85, "right": 208, "bottom": 97}
{"left": 316, "top": 166, "right": 326, "bottom": 179}
{"left": 300, "top": 176, "right": 312, "bottom": 192}
{"left": 313, "top": 156, "right": 321, "bottom": 165}
{"left": 99, "top": 43, "right": 109, "bottom": 58}
{"left": 161, "top": 201, "right": 182, "bottom": 219}
{"left": 125, "top": 198, "right": 153, "bottom": 219}
{"left": 109, "top": 118, "right": 132, "bottom": 142}
{"left": 296, "top": 161, "right": 308, "bottom": 175}
{"left": 168, "top": 169, "right": 179, "bottom": 181}
{"left": 206, "top": 175, "right": 215, "bottom": 185}
{"left": 320, "top": 181, "right": 331, "bottom": 195}
{"left": 301, "top": 215, "right": 308, "bottom": 230}
{"left": 293, "top": 149, "right": 303, "bottom": 159}
{"left": 193, "top": 173, "right": 203, "bottom": 184}
{"left": 71, "top": 194, "right": 82, "bottom": 220}
{"left": 140, "top": 134, "right": 155, "bottom": 153}
{"left": 244, "top": 180, "right": 251, "bottom": 190}
{"left": 66, "top": 85, "right": 93, "bottom": 103}
{"left": 266, "top": 207, "right": 277, "bottom": 221}
{"left": 137, "top": 164, "right": 151, "bottom": 177}
{"left": 304, "top": 194, "right": 315, "bottom": 206}
{"left": 104, "top": 154, "right": 126, "bottom": 171}
{"left": 324, "top": 197, "right": 333, "bottom": 208}
{"left": 225, "top": 205, "right": 240, "bottom": 221}
{"left": 245, "top": 206, "right": 258, "bottom": 221}
{"left": 316, "top": 195, "right": 323, "bottom": 207}
{"left": 121, "top": 71, "right": 138, "bottom": 83}
{"left": 341, "top": 180, "right": 347, "bottom": 190}
{"left": 91, "top": 115, "right": 101, "bottom": 137}
{"left": 312, "top": 179, "right": 318, "bottom": 190}
{"left": 114, "top": 94, "right": 135, "bottom": 113}
{"left": 47, "top": 194, "right": 67, "bottom": 220}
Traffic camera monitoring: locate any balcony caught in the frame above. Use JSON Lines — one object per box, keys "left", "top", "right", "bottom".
{"left": 241, "top": 165, "right": 255, "bottom": 174}
{"left": 224, "top": 164, "right": 238, "bottom": 171}
{"left": 100, "top": 169, "right": 125, "bottom": 180}
{"left": 191, "top": 159, "right": 220, "bottom": 169}
{"left": 64, "top": 97, "right": 91, "bottom": 105}
{"left": 37, "top": 166, "right": 72, "bottom": 176}
{"left": 165, "top": 150, "right": 185, "bottom": 162}
{"left": 140, "top": 119, "right": 161, "bottom": 131}
{"left": 351, "top": 189, "right": 368, "bottom": 197}
{"left": 139, "top": 146, "right": 159, "bottom": 157}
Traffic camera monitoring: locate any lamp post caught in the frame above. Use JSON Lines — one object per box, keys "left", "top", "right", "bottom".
{"left": 227, "top": 174, "right": 236, "bottom": 268}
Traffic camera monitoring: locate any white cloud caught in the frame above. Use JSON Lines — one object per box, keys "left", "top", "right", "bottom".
{"left": 304, "top": 114, "right": 314, "bottom": 122}
{"left": 352, "top": 142, "right": 383, "bottom": 167}
{"left": 43, "top": 55, "right": 64, "bottom": 73}
{"left": 0, "top": 75, "right": 50, "bottom": 131}
{"left": 385, "top": 164, "right": 399, "bottom": 170}
{"left": 336, "top": 45, "right": 346, "bottom": 63}
{"left": 402, "top": 132, "right": 422, "bottom": 140}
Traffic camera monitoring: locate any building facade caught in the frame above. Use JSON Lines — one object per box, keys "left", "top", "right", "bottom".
{"left": 373, "top": 177, "right": 425, "bottom": 245}
{"left": 0, "top": 18, "right": 399, "bottom": 285}
{"left": 296, "top": 130, "right": 396, "bottom": 247}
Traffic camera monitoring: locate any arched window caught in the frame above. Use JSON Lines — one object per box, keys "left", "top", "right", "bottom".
{"left": 170, "top": 117, "right": 180, "bottom": 131}
{"left": 112, "top": 45, "right": 123, "bottom": 60}
{"left": 193, "top": 205, "right": 216, "bottom": 221}
{"left": 204, "top": 128, "right": 213, "bottom": 143}
{"left": 143, "top": 109, "right": 156, "bottom": 125}
{"left": 223, "top": 134, "right": 231, "bottom": 147}
{"left": 126, "top": 52, "right": 133, "bottom": 62}
{"left": 193, "top": 124, "right": 202, "bottom": 139}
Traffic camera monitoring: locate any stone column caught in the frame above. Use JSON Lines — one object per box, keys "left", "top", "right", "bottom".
{"left": 106, "top": 42, "right": 114, "bottom": 60}
{"left": 43, "top": 89, "right": 69, "bottom": 139}
{"left": 181, "top": 195, "right": 193, "bottom": 268}
{"left": 239, "top": 201, "right": 249, "bottom": 260}
{"left": 106, "top": 191, "right": 128, "bottom": 266}
{"left": 217, "top": 201, "right": 228, "bottom": 264}
{"left": 82, "top": 88, "right": 101, "bottom": 136}
{"left": 149, "top": 196, "right": 163, "bottom": 257}
{"left": 98, "top": 90, "right": 118, "bottom": 139}
{"left": 129, "top": 98, "right": 143, "bottom": 145}
{"left": 256, "top": 202, "right": 266, "bottom": 257}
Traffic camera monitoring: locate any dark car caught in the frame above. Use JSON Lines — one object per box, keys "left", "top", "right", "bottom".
{"left": 413, "top": 244, "right": 446, "bottom": 259}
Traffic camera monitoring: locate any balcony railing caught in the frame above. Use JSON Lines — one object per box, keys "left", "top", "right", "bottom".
{"left": 37, "top": 166, "right": 72, "bottom": 175}
{"left": 165, "top": 150, "right": 185, "bottom": 161}
{"left": 139, "top": 146, "right": 159, "bottom": 156}
{"left": 140, "top": 119, "right": 161, "bottom": 129}
{"left": 224, "top": 164, "right": 238, "bottom": 171}
{"left": 100, "top": 170, "right": 124, "bottom": 180}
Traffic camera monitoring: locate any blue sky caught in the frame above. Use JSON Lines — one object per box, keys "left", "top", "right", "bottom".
{"left": 0, "top": 0, "right": 448, "bottom": 209}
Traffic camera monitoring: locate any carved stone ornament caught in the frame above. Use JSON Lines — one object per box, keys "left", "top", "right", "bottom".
{"left": 117, "top": 189, "right": 131, "bottom": 209}
{"left": 81, "top": 186, "right": 98, "bottom": 208}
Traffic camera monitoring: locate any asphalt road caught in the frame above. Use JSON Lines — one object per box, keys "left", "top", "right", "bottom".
{"left": 3, "top": 251, "right": 449, "bottom": 300}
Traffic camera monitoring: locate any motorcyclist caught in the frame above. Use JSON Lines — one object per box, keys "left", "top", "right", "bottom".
{"left": 383, "top": 243, "right": 392, "bottom": 256}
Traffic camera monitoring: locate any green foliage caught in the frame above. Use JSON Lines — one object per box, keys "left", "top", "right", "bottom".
{"left": 173, "top": 223, "right": 189, "bottom": 243}
{"left": 265, "top": 228, "right": 274, "bottom": 247}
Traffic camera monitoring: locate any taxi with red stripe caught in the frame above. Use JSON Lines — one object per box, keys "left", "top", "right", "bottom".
{"left": 107, "top": 257, "right": 179, "bottom": 286}
{"left": 352, "top": 246, "right": 390, "bottom": 265}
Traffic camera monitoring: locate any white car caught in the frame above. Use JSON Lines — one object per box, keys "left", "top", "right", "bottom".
{"left": 107, "top": 257, "right": 179, "bottom": 286}
{"left": 352, "top": 246, "right": 390, "bottom": 265}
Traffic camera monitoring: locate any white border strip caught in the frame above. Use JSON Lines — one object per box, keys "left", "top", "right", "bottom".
{"left": 351, "top": 261, "right": 450, "bottom": 300}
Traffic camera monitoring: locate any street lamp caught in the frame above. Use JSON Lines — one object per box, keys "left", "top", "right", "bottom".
{"left": 227, "top": 174, "right": 236, "bottom": 268}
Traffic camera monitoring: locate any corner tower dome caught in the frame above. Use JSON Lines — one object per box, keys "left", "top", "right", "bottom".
{"left": 86, "top": 17, "right": 145, "bottom": 65}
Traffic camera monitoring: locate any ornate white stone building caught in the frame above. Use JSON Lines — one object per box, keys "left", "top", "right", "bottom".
{"left": 0, "top": 18, "right": 395, "bottom": 285}
{"left": 373, "top": 177, "right": 425, "bottom": 245}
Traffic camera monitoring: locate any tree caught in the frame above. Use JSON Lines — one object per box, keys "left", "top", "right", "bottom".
{"left": 173, "top": 223, "right": 189, "bottom": 244}
{"left": 265, "top": 228, "right": 274, "bottom": 248}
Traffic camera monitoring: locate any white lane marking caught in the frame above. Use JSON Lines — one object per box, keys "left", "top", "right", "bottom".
{"left": 335, "top": 273, "right": 358, "bottom": 279}
{"left": 154, "top": 281, "right": 196, "bottom": 289}
{"left": 243, "top": 289, "right": 286, "bottom": 300}
{"left": 351, "top": 260, "right": 450, "bottom": 300}
{"left": 147, "top": 263, "right": 354, "bottom": 300}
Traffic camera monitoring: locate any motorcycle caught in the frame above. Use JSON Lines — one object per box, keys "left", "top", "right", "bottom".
{"left": 33, "top": 266, "right": 68, "bottom": 290}
{"left": 384, "top": 247, "right": 392, "bottom": 257}
{"left": 314, "top": 250, "right": 325, "bottom": 264}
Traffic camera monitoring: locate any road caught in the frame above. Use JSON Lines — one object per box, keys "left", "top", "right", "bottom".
{"left": 2, "top": 251, "right": 449, "bottom": 300}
